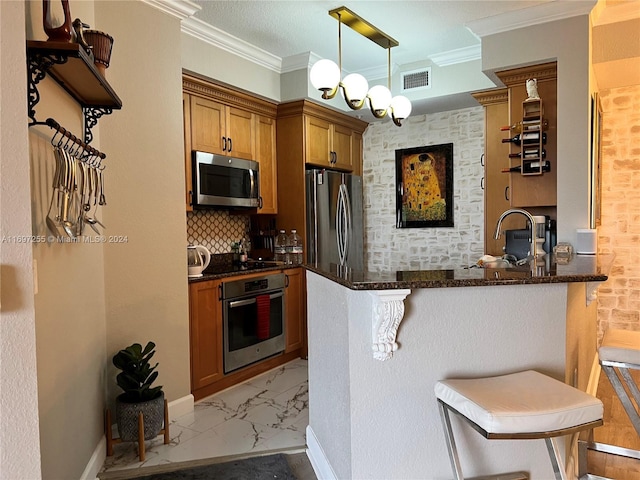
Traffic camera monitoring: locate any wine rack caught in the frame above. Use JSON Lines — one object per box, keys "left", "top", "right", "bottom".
{"left": 503, "top": 98, "right": 548, "bottom": 176}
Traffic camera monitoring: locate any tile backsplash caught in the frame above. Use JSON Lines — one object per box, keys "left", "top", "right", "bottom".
{"left": 186, "top": 210, "right": 249, "bottom": 253}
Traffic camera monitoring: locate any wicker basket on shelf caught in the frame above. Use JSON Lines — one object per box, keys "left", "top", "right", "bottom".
{"left": 84, "top": 29, "right": 113, "bottom": 76}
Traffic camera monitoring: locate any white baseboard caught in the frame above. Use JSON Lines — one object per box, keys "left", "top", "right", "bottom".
{"left": 80, "top": 436, "right": 106, "bottom": 480}
{"left": 305, "top": 425, "right": 337, "bottom": 480}
{"left": 168, "top": 393, "right": 194, "bottom": 422}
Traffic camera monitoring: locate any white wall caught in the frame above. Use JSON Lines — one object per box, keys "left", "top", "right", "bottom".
{"left": 25, "top": 0, "right": 110, "bottom": 476}
{"left": 363, "top": 106, "right": 485, "bottom": 271}
{"left": 307, "top": 272, "right": 570, "bottom": 479}
{"left": 95, "top": 0, "right": 191, "bottom": 411}
{"left": 0, "top": 2, "right": 42, "bottom": 478}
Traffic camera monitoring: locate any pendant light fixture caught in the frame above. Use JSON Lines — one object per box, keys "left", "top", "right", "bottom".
{"left": 309, "top": 6, "right": 412, "bottom": 127}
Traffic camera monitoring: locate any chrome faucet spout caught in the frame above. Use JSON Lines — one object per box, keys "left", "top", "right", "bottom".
{"left": 494, "top": 208, "right": 537, "bottom": 258}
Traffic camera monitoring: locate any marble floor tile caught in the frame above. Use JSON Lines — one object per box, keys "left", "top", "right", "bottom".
{"left": 100, "top": 358, "right": 308, "bottom": 473}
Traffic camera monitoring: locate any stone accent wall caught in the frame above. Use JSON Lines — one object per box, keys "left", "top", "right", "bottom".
{"left": 363, "top": 107, "right": 485, "bottom": 271}
{"left": 597, "top": 85, "right": 640, "bottom": 338}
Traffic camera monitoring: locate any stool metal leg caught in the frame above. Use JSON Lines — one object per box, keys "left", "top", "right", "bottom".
{"left": 438, "top": 400, "right": 464, "bottom": 480}
{"left": 601, "top": 363, "right": 640, "bottom": 436}
{"left": 544, "top": 437, "right": 568, "bottom": 480}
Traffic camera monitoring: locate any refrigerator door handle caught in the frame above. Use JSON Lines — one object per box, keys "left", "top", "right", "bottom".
{"left": 336, "top": 183, "right": 351, "bottom": 266}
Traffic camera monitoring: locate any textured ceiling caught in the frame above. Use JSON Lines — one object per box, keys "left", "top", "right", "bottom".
{"left": 191, "top": 1, "right": 549, "bottom": 74}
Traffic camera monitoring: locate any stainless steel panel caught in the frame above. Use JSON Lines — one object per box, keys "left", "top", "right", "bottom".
{"left": 305, "top": 169, "right": 364, "bottom": 270}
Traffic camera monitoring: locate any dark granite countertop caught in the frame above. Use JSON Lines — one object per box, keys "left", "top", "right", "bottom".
{"left": 304, "top": 254, "right": 613, "bottom": 291}
{"left": 188, "top": 263, "right": 298, "bottom": 283}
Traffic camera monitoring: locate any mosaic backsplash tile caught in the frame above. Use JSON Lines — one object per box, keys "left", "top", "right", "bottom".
{"left": 187, "top": 210, "right": 249, "bottom": 253}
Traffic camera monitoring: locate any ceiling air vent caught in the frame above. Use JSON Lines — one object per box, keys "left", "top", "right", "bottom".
{"left": 401, "top": 68, "right": 431, "bottom": 92}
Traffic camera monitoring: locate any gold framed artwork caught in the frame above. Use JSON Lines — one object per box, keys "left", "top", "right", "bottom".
{"left": 395, "top": 143, "right": 454, "bottom": 228}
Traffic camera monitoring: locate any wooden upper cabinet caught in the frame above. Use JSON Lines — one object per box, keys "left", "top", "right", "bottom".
{"left": 190, "top": 96, "right": 226, "bottom": 155}
{"left": 332, "top": 123, "right": 354, "bottom": 171}
{"left": 226, "top": 107, "right": 256, "bottom": 160}
{"left": 305, "top": 115, "right": 332, "bottom": 167}
{"left": 190, "top": 96, "right": 255, "bottom": 160}
{"left": 303, "top": 109, "right": 360, "bottom": 172}
{"left": 256, "top": 115, "right": 277, "bottom": 214}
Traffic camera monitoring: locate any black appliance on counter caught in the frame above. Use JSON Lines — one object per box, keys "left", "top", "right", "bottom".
{"left": 504, "top": 217, "right": 556, "bottom": 259}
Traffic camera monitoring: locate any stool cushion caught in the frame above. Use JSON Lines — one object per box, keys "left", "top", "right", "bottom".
{"left": 599, "top": 329, "right": 640, "bottom": 365}
{"left": 435, "top": 370, "right": 603, "bottom": 435}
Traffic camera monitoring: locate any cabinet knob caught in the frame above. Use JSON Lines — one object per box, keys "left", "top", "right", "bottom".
{"left": 480, "top": 153, "right": 485, "bottom": 167}
{"left": 480, "top": 177, "right": 484, "bottom": 190}
{"left": 504, "top": 186, "right": 510, "bottom": 201}
{"left": 228, "top": 137, "right": 232, "bottom": 153}
{"left": 222, "top": 136, "right": 227, "bottom": 151}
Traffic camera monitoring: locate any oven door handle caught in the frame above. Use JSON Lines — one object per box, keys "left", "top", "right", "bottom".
{"left": 228, "top": 291, "right": 284, "bottom": 309}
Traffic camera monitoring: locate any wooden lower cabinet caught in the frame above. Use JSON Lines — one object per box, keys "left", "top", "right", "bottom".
{"left": 188, "top": 269, "right": 306, "bottom": 401}
{"left": 189, "top": 280, "right": 224, "bottom": 391}
{"left": 285, "top": 268, "right": 305, "bottom": 353}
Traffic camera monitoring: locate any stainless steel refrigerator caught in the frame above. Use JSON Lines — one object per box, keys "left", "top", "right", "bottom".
{"left": 305, "top": 169, "right": 364, "bottom": 270}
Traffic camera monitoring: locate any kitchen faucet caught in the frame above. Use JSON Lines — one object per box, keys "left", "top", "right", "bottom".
{"left": 494, "top": 208, "right": 538, "bottom": 260}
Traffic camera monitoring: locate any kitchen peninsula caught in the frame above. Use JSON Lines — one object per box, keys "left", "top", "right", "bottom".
{"left": 304, "top": 255, "right": 611, "bottom": 480}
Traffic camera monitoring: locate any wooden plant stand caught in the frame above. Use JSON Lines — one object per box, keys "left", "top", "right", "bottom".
{"left": 105, "top": 398, "right": 170, "bottom": 462}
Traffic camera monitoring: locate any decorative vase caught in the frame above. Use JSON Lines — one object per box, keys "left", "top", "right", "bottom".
{"left": 43, "top": 0, "right": 73, "bottom": 42}
{"left": 115, "top": 392, "right": 164, "bottom": 442}
{"left": 83, "top": 30, "right": 114, "bottom": 76}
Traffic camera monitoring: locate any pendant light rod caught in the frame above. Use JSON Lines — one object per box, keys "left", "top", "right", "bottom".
{"left": 328, "top": 6, "right": 399, "bottom": 49}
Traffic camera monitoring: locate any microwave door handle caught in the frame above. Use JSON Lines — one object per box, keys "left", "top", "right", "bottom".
{"left": 249, "top": 169, "right": 255, "bottom": 198}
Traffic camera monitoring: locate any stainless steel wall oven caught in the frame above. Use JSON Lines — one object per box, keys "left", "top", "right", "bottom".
{"left": 221, "top": 273, "right": 285, "bottom": 373}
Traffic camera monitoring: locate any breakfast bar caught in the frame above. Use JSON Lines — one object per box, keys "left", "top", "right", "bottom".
{"left": 304, "top": 255, "right": 611, "bottom": 480}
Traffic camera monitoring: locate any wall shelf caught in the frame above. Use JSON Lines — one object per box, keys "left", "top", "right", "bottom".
{"left": 27, "top": 40, "right": 122, "bottom": 144}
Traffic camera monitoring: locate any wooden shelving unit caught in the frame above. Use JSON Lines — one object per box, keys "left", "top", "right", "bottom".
{"left": 27, "top": 40, "right": 122, "bottom": 144}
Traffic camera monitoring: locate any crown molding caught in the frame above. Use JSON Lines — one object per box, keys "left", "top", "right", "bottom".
{"left": 181, "top": 17, "right": 282, "bottom": 73}
{"left": 466, "top": 0, "right": 596, "bottom": 38}
{"left": 141, "top": 0, "right": 201, "bottom": 20}
{"left": 429, "top": 44, "right": 481, "bottom": 67}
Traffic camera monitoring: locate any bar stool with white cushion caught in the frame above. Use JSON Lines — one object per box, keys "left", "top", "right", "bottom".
{"left": 598, "top": 329, "right": 640, "bottom": 447}
{"left": 435, "top": 370, "right": 603, "bottom": 480}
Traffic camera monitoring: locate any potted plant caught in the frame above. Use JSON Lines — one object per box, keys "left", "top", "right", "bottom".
{"left": 113, "top": 341, "right": 165, "bottom": 442}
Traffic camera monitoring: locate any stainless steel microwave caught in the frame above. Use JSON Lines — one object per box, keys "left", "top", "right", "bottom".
{"left": 192, "top": 151, "right": 260, "bottom": 208}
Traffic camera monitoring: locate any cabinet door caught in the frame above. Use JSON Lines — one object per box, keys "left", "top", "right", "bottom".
{"left": 189, "top": 280, "right": 224, "bottom": 390}
{"left": 305, "top": 115, "right": 332, "bottom": 167}
{"left": 191, "top": 96, "right": 226, "bottom": 155}
{"left": 332, "top": 124, "right": 354, "bottom": 172}
{"left": 284, "top": 268, "right": 304, "bottom": 353}
{"left": 351, "top": 131, "right": 363, "bottom": 176}
{"left": 484, "top": 100, "right": 514, "bottom": 256}
{"left": 256, "top": 115, "right": 277, "bottom": 214}
{"left": 226, "top": 107, "right": 256, "bottom": 160}
{"left": 183, "top": 93, "right": 194, "bottom": 212}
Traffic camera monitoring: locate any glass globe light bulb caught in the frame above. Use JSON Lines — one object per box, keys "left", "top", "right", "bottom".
{"left": 367, "top": 85, "right": 392, "bottom": 118}
{"left": 310, "top": 59, "right": 340, "bottom": 94}
{"left": 390, "top": 95, "right": 412, "bottom": 125}
{"left": 341, "top": 73, "right": 368, "bottom": 109}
